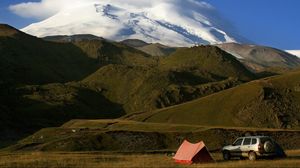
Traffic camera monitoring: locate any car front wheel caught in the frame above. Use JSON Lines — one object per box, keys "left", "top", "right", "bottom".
{"left": 248, "top": 151, "right": 257, "bottom": 161}
{"left": 223, "top": 151, "right": 231, "bottom": 160}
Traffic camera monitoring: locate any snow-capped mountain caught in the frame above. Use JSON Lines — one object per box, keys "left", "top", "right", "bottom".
{"left": 21, "top": 0, "right": 246, "bottom": 47}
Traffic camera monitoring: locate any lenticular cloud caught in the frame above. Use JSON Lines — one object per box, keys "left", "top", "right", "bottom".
{"left": 11, "top": 0, "right": 246, "bottom": 46}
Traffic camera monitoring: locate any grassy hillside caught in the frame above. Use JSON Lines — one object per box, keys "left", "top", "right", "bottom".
{"left": 121, "top": 39, "right": 177, "bottom": 56}
{"left": 136, "top": 43, "right": 177, "bottom": 56}
{"left": 45, "top": 35, "right": 157, "bottom": 67}
{"left": 217, "top": 43, "right": 300, "bottom": 72}
{"left": 0, "top": 24, "right": 99, "bottom": 85}
{"left": 83, "top": 46, "right": 254, "bottom": 113}
{"left": 160, "top": 46, "right": 255, "bottom": 81}
{"left": 0, "top": 82, "right": 125, "bottom": 148}
{"left": 127, "top": 69, "right": 300, "bottom": 129}
{"left": 0, "top": 42, "right": 255, "bottom": 148}
{"left": 4, "top": 119, "right": 300, "bottom": 152}
{"left": 0, "top": 25, "right": 276, "bottom": 150}
{"left": 84, "top": 69, "right": 241, "bottom": 113}
{"left": 0, "top": 26, "right": 158, "bottom": 148}
{"left": 121, "top": 39, "right": 149, "bottom": 48}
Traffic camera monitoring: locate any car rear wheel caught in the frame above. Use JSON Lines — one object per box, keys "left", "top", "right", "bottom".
{"left": 248, "top": 151, "right": 257, "bottom": 161}
{"left": 264, "top": 140, "right": 275, "bottom": 153}
{"left": 223, "top": 151, "right": 231, "bottom": 160}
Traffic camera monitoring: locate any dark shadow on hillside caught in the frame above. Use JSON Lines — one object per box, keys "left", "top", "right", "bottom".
{"left": 255, "top": 71, "right": 279, "bottom": 79}
{"left": 0, "top": 83, "right": 125, "bottom": 149}
{"left": 0, "top": 35, "right": 101, "bottom": 85}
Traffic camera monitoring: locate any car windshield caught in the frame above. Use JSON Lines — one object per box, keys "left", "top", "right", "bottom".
{"left": 233, "top": 138, "right": 243, "bottom": 146}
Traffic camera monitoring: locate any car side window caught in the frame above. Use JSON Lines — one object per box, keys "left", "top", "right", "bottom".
{"left": 251, "top": 138, "right": 257, "bottom": 145}
{"left": 243, "top": 138, "right": 251, "bottom": 145}
{"left": 233, "top": 138, "right": 243, "bottom": 146}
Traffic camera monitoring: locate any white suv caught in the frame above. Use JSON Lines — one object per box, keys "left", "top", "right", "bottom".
{"left": 222, "top": 136, "right": 284, "bottom": 160}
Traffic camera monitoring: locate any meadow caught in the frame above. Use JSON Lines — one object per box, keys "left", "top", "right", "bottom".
{"left": 0, "top": 150, "right": 299, "bottom": 168}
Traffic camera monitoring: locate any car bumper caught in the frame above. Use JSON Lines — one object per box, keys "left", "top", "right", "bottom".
{"left": 256, "top": 152, "right": 277, "bottom": 157}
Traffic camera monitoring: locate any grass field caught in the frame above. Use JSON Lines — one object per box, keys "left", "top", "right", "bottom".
{"left": 0, "top": 150, "right": 299, "bottom": 168}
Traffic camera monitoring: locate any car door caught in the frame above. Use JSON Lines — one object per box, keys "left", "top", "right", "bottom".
{"left": 231, "top": 138, "right": 244, "bottom": 156}
{"left": 240, "top": 138, "right": 252, "bottom": 157}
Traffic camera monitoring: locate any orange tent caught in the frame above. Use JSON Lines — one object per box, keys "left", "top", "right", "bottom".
{"left": 173, "top": 140, "right": 214, "bottom": 164}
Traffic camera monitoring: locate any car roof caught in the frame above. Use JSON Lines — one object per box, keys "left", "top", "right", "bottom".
{"left": 236, "top": 136, "right": 270, "bottom": 139}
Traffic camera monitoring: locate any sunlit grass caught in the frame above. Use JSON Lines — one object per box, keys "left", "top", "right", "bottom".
{"left": 0, "top": 150, "right": 299, "bottom": 168}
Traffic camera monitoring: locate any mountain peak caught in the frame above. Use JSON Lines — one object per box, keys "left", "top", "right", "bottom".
{"left": 43, "top": 34, "right": 104, "bottom": 42}
{"left": 121, "top": 39, "right": 149, "bottom": 48}
{"left": 20, "top": 0, "right": 246, "bottom": 47}
{"left": 0, "top": 24, "right": 20, "bottom": 37}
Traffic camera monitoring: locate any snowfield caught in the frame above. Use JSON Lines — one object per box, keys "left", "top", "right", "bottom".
{"left": 16, "top": 0, "right": 247, "bottom": 46}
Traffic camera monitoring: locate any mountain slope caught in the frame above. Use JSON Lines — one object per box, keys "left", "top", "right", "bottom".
{"left": 0, "top": 82, "right": 125, "bottom": 148}
{"left": 126, "top": 69, "right": 300, "bottom": 129}
{"left": 121, "top": 39, "right": 177, "bottom": 56}
{"left": 21, "top": 0, "right": 245, "bottom": 46}
{"left": 0, "top": 24, "right": 99, "bottom": 85}
{"left": 160, "top": 46, "right": 255, "bottom": 81}
{"left": 136, "top": 43, "right": 177, "bottom": 56}
{"left": 0, "top": 25, "right": 154, "bottom": 147}
{"left": 82, "top": 45, "right": 255, "bottom": 113}
{"left": 0, "top": 24, "right": 261, "bottom": 149}
{"left": 5, "top": 119, "right": 300, "bottom": 152}
{"left": 121, "top": 39, "right": 149, "bottom": 48}
{"left": 217, "top": 43, "right": 300, "bottom": 72}
{"left": 44, "top": 35, "right": 157, "bottom": 67}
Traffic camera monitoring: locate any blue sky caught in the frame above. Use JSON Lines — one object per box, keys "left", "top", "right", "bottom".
{"left": 0, "top": 0, "right": 299, "bottom": 50}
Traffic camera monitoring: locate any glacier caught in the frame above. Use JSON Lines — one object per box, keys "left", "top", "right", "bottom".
{"left": 20, "top": 0, "right": 246, "bottom": 47}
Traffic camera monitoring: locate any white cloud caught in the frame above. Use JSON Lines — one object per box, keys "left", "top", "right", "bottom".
{"left": 9, "top": 0, "right": 90, "bottom": 19}
{"left": 9, "top": 0, "right": 214, "bottom": 19}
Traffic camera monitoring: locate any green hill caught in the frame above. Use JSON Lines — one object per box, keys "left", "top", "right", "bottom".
{"left": 126, "top": 69, "right": 300, "bottom": 129}
{"left": 82, "top": 45, "right": 255, "bottom": 113}
{"left": 0, "top": 43, "right": 255, "bottom": 148}
{"left": 0, "top": 24, "right": 99, "bottom": 85}
{"left": 0, "top": 25, "right": 271, "bottom": 149}
{"left": 121, "top": 39, "right": 177, "bottom": 56}
{"left": 121, "top": 39, "right": 149, "bottom": 48}
{"left": 0, "top": 82, "right": 126, "bottom": 148}
{"left": 136, "top": 43, "right": 176, "bottom": 56}
{"left": 83, "top": 65, "right": 242, "bottom": 113}
{"left": 45, "top": 35, "right": 156, "bottom": 67}
{"left": 4, "top": 119, "right": 300, "bottom": 152}
{"left": 160, "top": 46, "right": 255, "bottom": 81}
{"left": 217, "top": 43, "right": 300, "bottom": 72}
{"left": 0, "top": 26, "right": 155, "bottom": 147}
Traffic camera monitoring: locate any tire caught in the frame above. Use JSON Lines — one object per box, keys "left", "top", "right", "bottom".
{"left": 248, "top": 151, "right": 257, "bottom": 161}
{"left": 264, "top": 141, "right": 275, "bottom": 153}
{"left": 223, "top": 151, "right": 231, "bottom": 160}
